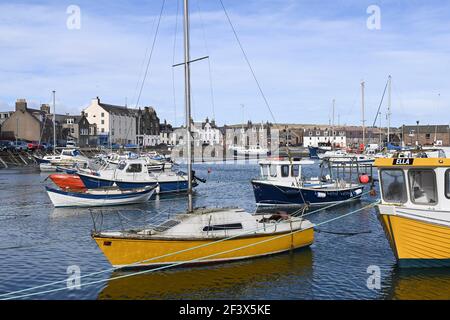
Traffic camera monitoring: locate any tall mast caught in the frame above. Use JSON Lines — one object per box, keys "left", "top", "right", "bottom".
{"left": 53, "top": 90, "right": 56, "bottom": 153}
{"left": 332, "top": 98, "right": 335, "bottom": 147}
{"left": 387, "top": 75, "right": 391, "bottom": 144}
{"left": 183, "top": 0, "right": 193, "bottom": 212}
{"left": 361, "top": 81, "right": 365, "bottom": 149}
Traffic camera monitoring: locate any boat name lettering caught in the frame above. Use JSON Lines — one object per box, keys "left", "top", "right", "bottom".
{"left": 392, "top": 158, "right": 414, "bottom": 165}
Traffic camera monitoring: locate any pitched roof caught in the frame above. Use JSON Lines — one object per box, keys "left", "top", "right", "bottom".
{"left": 99, "top": 102, "right": 139, "bottom": 116}
{"left": 402, "top": 125, "right": 449, "bottom": 133}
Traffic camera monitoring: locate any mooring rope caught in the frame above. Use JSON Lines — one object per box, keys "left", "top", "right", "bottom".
{"left": 0, "top": 201, "right": 379, "bottom": 300}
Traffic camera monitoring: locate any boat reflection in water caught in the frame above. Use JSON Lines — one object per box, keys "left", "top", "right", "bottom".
{"left": 98, "top": 248, "right": 313, "bottom": 300}
{"left": 388, "top": 268, "right": 450, "bottom": 300}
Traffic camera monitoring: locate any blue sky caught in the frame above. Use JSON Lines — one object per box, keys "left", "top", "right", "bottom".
{"left": 0, "top": 0, "right": 449, "bottom": 127}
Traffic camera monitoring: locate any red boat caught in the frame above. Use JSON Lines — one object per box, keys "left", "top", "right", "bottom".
{"left": 49, "top": 174, "right": 86, "bottom": 190}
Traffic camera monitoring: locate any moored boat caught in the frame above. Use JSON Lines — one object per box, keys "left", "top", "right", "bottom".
{"left": 91, "top": 0, "right": 314, "bottom": 271}
{"left": 36, "top": 148, "right": 90, "bottom": 172}
{"left": 251, "top": 158, "right": 365, "bottom": 206}
{"left": 77, "top": 159, "right": 195, "bottom": 194}
{"left": 49, "top": 174, "right": 86, "bottom": 190}
{"left": 46, "top": 185, "right": 156, "bottom": 208}
{"left": 92, "top": 208, "right": 314, "bottom": 268}
{"left": 375, "top": 157, "right": 450, "bottom": 267}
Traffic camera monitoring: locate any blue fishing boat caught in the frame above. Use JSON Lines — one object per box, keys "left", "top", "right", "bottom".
{"left": 251, "top": 159, "right": 365, "bottom": 206}
{"left": 77, "top": 159, "right": 198, "bottom": 194}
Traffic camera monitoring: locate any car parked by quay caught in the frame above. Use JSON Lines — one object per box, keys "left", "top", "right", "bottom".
{"left": 0, "top": 140, "right": 14, "bottom": 151}
{"left": 12, "top": 141, "right": 29, "bottom": 151}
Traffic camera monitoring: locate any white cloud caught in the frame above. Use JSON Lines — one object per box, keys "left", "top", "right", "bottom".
{"left": 0, "top": 1, "right": 449, "bottom": 127}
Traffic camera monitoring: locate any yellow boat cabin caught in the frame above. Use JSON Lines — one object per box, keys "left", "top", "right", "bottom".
{"left": 374, "top": 158, "right": 450, "bottom": 268}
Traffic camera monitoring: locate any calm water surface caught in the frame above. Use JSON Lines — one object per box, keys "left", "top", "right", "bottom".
{"left": 0, "top": 163, "right": 449, "bottom": 300}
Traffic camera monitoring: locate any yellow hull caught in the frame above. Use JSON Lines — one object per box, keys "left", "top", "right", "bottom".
{"left": 379, "top": 213, "right": 450, "bottom": 267}
{"left": 93, "top": 228, "right": 314, "bottom": 268}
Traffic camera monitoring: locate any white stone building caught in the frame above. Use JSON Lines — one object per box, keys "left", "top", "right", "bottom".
{"left": 83, "top": 97, "right": 138, "bottom": 145}
{"left": 192, "top": 118, "right": 221, "bottom": 146}
{"left": 303, "top": 127, "right": 347, "bottom": 148}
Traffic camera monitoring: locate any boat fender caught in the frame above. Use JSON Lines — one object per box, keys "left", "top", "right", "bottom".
{"left": 155, "top": 184, "right": 161, "bottom": 194}
{"left": 354, "top": 188, "right": 363, "bottom": 195}
{"left": 359, "top": 175, "right": 370, "bottom": 184}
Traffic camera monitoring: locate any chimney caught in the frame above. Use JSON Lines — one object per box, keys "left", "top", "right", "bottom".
{"left": 40, "top": 104, "right": 51, "bottom": 114}
{"left": 15, "top": 99, "right": 27, "bottom": 112}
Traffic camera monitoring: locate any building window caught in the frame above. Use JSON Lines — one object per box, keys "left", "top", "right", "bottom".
{"left": 380, "top": 169, "right": 407, "bottom": 203}
{"left": 101, "top": 113, "right": 104, "bottom": 117}
{"left": 425, "top": 133, "right": 431, "bottom": 139}
{"left": 101, "top": 128, "right": 104, "bottom": 133}
{"left": 101, "top": 120, "right": 104, "bottom": 125}
{"left": 409, "top": 169, "right": 437, "bottom": 205}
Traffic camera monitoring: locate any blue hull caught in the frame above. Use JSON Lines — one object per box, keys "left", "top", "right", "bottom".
{"left": 116, "top": 180, "right": 193, "bottom": 194}
{"left": 252, "top": 181, "right": 364, "bottom": 206}
{"left": 78, "top": 172, "right": 193, "bottom": 194}
{"left": 78, "top": 174, "right": 114, "bottom": 189}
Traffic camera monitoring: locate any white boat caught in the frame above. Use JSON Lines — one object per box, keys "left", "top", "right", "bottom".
{"left": 46, "top": 185, "right": 156, "bottom": 208}
{"left": 320, "top": 150, "right": 375, "bottom": 168}
{"left": 77, "top": 159, "right": 194, "bottom": 194}
{"left": 229, "top": 145, "right": 269, "bottom": 156}
{"left": 35, "top": 148, "right": 90, "bottom": 172}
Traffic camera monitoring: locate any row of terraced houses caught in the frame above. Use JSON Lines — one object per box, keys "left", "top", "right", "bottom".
{"left": 1, "top": 97, "right": 449, "bottom": 148}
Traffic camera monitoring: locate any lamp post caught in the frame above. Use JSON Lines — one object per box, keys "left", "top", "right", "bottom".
{"left": 416, "top": 120, "right": 420, "bottom": 147}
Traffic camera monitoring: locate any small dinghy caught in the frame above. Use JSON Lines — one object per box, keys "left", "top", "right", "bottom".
{"left": 46, "top": 185, "right": 156, "bottom": 208}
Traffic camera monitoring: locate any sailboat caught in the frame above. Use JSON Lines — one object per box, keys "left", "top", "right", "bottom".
{"left": 92, "top": 0, "right": 314, "bottom": 269}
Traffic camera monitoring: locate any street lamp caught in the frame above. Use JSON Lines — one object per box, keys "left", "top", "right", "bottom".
{"left": 416, "top": 120, "right": 420, "bottom": 147}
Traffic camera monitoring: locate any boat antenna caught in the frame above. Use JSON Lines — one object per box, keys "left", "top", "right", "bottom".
{"left": 183, "top": 0, "right": 193, "bottom": 212}
{"left": 387, "top": 75, "right": 391, "bottom": 144}
{"left": 53, "top": 90, "right": 56, "bottom": 154}
{"left": 361, "top": 81, "right": 366, "bottom": 150}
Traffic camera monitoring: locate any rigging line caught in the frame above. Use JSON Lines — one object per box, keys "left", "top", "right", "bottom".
{"left": 195, "top": 0, "right": 216, "bottom": 120}
{"left": 371, "top": 78, "right": 389, "bottom": 128}
{"left": 135, "top": 0, "right": 166, "bottom": 109}
{"left": 218, "top": 0, "right": 276, "bottom": 123}
{"left": 2, "top": 201, "right": 379, "bottom": 300}
{"left": 131, "top": 6, "right": 160, "bottom": 109}
{"left": 123, "top": 0, "right": 166, "bottom": 143}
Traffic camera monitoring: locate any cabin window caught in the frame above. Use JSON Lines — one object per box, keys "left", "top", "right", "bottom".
{"left": 126, "top": 164, "right": 142, "bottom": 173}
{"left": 117, "top": 162, "right": 126, "bottom": 170}
{"left": 445, "top": 170, "right": 450, "bottom": 199}
{"left": 281, "top": 165, "right": 289, "bottom": 177}
{"left": 380, "top": 169, "right": 407, "bottom": 203}
{"left": 291, "top": 164, "right": 300, "bottom": 177}
{"left": 261, "top": 165, "right": 269, "bottom": 178}
{"left": 408, "top": 169, "right": 437, "bottom": 205}
{"left": 270, "top": 165, "right": 277, "bottom": 177}
{"left": 203, "top": 223, "right": 243, "bottom": 231}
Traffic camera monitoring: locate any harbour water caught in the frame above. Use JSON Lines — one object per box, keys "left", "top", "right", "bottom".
{"left": 0, "top": 163, "right": 449, "bottom": 300}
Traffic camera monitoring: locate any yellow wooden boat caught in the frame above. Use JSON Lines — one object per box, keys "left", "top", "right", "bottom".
{"left": 92, "top": 208, "right": 314, "bottom": 269}
{"left": 374, "top": 158, "right": 450, "bottom": 267}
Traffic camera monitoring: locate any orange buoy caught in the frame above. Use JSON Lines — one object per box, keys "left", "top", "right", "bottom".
{"left": 359, "top": 175, "right": 370, "bottom": 184}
